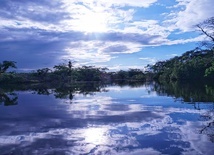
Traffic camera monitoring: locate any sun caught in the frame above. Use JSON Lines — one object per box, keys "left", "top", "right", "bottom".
{"left": 78, "top": 12, "right": 108, "bottom": 32}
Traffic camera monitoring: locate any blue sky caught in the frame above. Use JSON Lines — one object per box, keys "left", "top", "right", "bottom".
{"left": 0, "top": 0, "right": 213, "bottom": 71}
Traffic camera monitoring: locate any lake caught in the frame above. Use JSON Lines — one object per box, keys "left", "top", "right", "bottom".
{"left": 0, "top": 81, "right": 214, "bottom": 155}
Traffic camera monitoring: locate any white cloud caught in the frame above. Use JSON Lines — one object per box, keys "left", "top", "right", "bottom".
{"left": 61, "top": 39, "right": 148, "bottom": 65}
{"left": 164, "top": 35, "right": 206, "bottom": 45}
{"left": 117, "top": 148, "right": 163, "bottom": 155}
{"left": 108, "top": 65, "right": 145, "bottom": 71}
{"left": 59, "top": 0, "right": 157, "bottom": 33}
{"left": 139, "top": 57, "right": 157, "bottom": 64}
{"left": 0, "top": 0, "right": 213, "bottom": 70}
{"left": 127, "top": 20, "right": 170, "bottom": 36}
{"left": 166, "top": 0, "right": 214, "bottom": 31}
{"left": 63, "top": 0, "right": 158, "bottom": 8}
{"left": 105, "top": 0, "right": 158, "bottom": 7}
{"left": 63, "top": 41, "right": 113, "bottom": 64}
{"left": 166, "top": 53, "right": 179, "bottom": 58}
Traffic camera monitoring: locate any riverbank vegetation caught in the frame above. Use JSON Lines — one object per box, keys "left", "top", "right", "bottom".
{"left": 147, "top": 48, "right": 214, "bottom": 81}
{"left": 0, "top": 48, "right": 213, "bottom": 84}
{"left": 0, "top": 62, "right": 148, "bottom": 84}
{"left": 1, "top": 47, "right": 213, "bottom": 84}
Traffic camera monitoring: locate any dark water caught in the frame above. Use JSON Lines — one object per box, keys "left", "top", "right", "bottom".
{"left": 0, "top": 82, "right": 214, "bottom": 155}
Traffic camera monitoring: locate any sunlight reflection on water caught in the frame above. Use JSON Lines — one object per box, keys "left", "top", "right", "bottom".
{"left": 0, "top": 84, "right": 214, "bottom": 154}
{"left": 83, "top": 127, "right": 108, "bottom": 145}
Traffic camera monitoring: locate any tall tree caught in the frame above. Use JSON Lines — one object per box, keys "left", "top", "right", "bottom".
{"left": 0, "top": 61, "right": 17, "bottom": 75}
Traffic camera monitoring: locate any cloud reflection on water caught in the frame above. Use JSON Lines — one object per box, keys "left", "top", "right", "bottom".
{"left": 0, "top": 85, "right": 213, "bottom": 154}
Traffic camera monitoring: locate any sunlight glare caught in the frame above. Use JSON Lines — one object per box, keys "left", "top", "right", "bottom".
{"left": 84, "top": 128, "right": 107, "bottom": 145}
{"left": 78, "top": 12, "right": 108, "bottom": 32}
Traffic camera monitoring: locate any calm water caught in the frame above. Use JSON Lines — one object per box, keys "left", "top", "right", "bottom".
{"left": 0, "top": 82, "right": 214, "bottom": 155}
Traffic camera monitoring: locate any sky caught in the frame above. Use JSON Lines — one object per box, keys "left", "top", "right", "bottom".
{"left": 0, "top": 0, "right": 214, "bottom": 72}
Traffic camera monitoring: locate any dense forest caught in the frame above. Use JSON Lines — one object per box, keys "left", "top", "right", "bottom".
{"left": 148, "top": 48, "right": 214, "bottom": 81}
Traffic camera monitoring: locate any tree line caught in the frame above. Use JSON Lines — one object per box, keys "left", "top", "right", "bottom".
{"left": 0, "top": 61, "right": 147, "bottom": 84}
{"left": 1, "top": 48, "right": 213, "bottom": 84}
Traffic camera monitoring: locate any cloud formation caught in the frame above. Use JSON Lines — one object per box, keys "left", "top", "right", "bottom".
{"left": 0, "top": 0, "right": 213, "bottom": 70}
{"left": 165, "top": 0, "right": 214, "bottom": 31}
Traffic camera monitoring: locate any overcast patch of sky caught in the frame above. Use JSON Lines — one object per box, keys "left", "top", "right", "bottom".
{"left": 0, "top": 0, "right": 213, "bottom": 71}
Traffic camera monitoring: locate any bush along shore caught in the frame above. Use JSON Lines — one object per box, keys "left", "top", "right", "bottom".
{"left": 0, "top": 48, "right": 214, "bottom": 85}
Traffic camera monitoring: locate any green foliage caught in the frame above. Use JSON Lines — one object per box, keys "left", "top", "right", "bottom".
{"left": 75, "top": 66, "right": 102, "bottom": 81}
{"left": 0, "top": 82, "right": 108, "bottom": 105}
{"left": 205, "top": 62, "right": 214, "bottom": 77}
{"left": 110, "top": 69, "right": 145, "bottom": 81}
{"left": 0, "top": 61, "right": 17, "bottom": 75}
{"left": 155, "top": 80, "right": 214, "bottom": 103}
{"left": 37, "top": 68, "right": 51, "bottom": 75}
{"left": 149, "top": 49, "right": 214, "bottom": 81}
{"left": 0, "top": 89, "right": 18, "bottom": 106}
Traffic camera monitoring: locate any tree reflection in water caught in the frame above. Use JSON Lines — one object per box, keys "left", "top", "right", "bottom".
{"left": 0, "top": 82, "right": 108, "bottom": 104}
{"left": 0, "top": 81, "right": 214, "bottom": 143}
{"left": 150, "top": 80, "right": 214, "bottom": 143}
{"left": 0, "top": 89, "right": 18, "bottom": 106}
{"left": 199, "top": 105, "right": 214, "bottom": 142}
{"left": 151, "top": 81, "right": 214, "bottom": 103}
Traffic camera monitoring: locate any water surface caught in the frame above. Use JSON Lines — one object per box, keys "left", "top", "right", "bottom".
{"left": 0, "top": 82, "right": 214, "bottom": 154}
